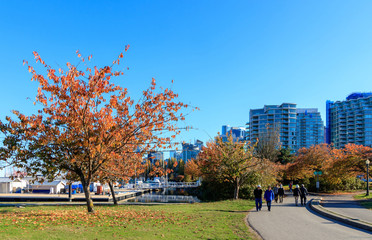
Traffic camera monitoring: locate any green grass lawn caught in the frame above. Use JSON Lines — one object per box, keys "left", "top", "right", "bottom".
{"left": 0, "top": 200, "right": 255, "bottom": 240}
{"left": 354, "top": 193, "right": 372, "bottom": 209}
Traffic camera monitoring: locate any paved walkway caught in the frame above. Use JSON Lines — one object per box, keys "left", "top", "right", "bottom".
{"left": 320, "top": 193, "right": 372, "bottom": 224}
{"left": 248, "top": 193, "right": 372, "bottom": 240}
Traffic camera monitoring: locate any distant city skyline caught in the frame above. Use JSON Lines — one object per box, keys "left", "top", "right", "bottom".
{"left": 0, "top": 1, "right": 372, "bottom": 150}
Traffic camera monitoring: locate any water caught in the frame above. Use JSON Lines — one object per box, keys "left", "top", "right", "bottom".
{"left": 128, "top": 189, "right": 200, "bottom": 203}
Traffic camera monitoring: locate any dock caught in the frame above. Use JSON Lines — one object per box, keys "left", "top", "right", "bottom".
{"left": 0, "top": 189, "right": 151, "bottom": 202}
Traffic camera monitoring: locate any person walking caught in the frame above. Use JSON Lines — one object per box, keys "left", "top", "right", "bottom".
{"left": 264, "top": 186, "right": 275, "bottom": 211}
{"left": 278, "top": 184, "right": 285, "bottom": 203}
{"left": 289, "top": 181, "right": 293, "bottom": 193}
{"left": 299, "top": 184, "right": 308, "bottom": 206}
{"left": 253, "top": 185, "right": 263, "bottom": 211}
{"left": 293, "top": 184, "right": 300, "bottom": 206}
{"left": 273, "top": 184, "right": 279, "bottom": 203}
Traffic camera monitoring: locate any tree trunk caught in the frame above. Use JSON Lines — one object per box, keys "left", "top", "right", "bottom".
{"left": 68, "top": 183, "right": 72, "bottom": 202}
{"left": 108, "top": 181, "right": 118, "bottom": 205}
{"left": 234, "top": 179, "right": 240, "bottom": 200}
{"left": 80, "top": 177, "right": 94, "bottom": 213}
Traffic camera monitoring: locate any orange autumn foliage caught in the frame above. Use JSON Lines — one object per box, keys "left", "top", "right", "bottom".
{"left": 285, "top": 144, "right": 333, "bottom": 180}
{"left": 184, "top": 159, "right": 202, "bottom": 180}
{"left": 0, "top": 48, "right": 196, "bottom": 212}
{"left": 285, "top": 143, "right": 372, "bottom": 187}
{"left": 195, "top": 134, "right": 260, "bottom": 199}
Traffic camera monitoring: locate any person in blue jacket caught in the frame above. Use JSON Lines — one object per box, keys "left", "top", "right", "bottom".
{"left": 264, "top": 186, "right": 275, "bottom": 211}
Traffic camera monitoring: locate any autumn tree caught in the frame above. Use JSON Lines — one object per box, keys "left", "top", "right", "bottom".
{"left": 284, "top": 143, "right": 371, "bottom": 191}
{"left": 327, "top": 144, "right": 372, "bottom": 186}
{"left": 149, "top": 160, "right": 168, "bottom": 178}
{"left": 0, "top": 48, "right": 195, "bottom": 212}
{"left": 184, "top": 158, "right": 201, "bottom": 181}
{"left": 99, "top": 151, "right": 145, "bottom": 205}
{"left": 285, "top": 144, "right": 333, "bottom": 181}
{"left": 197, "top": 134, "right": 259, "bottom": 199}
{"left": 166, "top": 157, "right": 178, "bottom": 181}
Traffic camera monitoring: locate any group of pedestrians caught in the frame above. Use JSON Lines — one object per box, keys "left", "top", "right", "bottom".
{"left": 272, "top": 184, "right": 285, "bottom": 203}
{"left": 254, "top": 184, "right": 285, "bottom": 211}
{"left": 253, "top": 183, "right": 308, "bottom": 211}
{"left": 293, "top": 184, "right": 308, "bottom": 206}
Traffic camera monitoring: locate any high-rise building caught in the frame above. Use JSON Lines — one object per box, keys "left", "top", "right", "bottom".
{"left": 326, "top": 92, "right": 372, "bottom": 148}
{"left": 248, "top": 103, "right": 297, "bottom": 150}
{"left": 296, "top": 108, "right": 324, "bottom": 150}
{"left": 169, "top": 150, "right": 182, "bottom": 161}
{"left": 181, "top": 140, "right": 203, "bottom": 162}
{"left": 220, "top": 125, "right": 246, "bottom": 142}
{"left": 248, "top": 103, "right": 324, "bottom": 151}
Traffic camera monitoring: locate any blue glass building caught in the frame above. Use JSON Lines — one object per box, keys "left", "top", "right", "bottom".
{"left": 220, "top": 125, "right": 246, "bottom": 142}
{"left": 326, "top": 92, "right": 372, "bottom": 148}
{"left": 248, "top": 103, "right": 324, "bottom": 151}
{"left": 247, "top": 103, "right": 298, "bottom": 150}
{"left": 181, "top": 140, "right": 203, "bottom": 162}
{"left": 295, "top": 108, "right": 324, "bottom": 151}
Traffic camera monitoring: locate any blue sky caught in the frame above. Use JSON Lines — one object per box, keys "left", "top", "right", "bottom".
{"left": 0, "top": 0, "right": 372, "bottom": 148}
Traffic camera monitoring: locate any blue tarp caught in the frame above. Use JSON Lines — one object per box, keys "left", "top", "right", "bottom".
{"left": 32, "top": 189, "right": 51, "bottom": 194}
{"left": 65, "top": 183, "right": 83, "bottom": 193}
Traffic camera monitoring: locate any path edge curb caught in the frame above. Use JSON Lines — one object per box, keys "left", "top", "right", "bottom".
{"left": 309, "top": 198, "right": 372, "bottom": 232}
{"left": 246, "top": 211, "right": 264, "bottom": 240}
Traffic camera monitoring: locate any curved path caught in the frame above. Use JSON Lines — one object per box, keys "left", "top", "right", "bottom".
{"left": 248, "top": 194, "right": 372, "bottom": 240}
{"left": 321, "top": 193, "right": 372, "bottom": 224}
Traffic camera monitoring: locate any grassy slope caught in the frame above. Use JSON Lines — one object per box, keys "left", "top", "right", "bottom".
{"left": 354, "top": 193, "right": 372, "bottom": 209}
{"left": 0, "top": 200, "right": 255, "bottom": 240}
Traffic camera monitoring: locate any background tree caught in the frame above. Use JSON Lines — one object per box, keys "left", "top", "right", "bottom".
{"left": 99, "top": 151, "right": 144, "bottom": 205}
{"left": 285, "top": 144, "right": 332, "bottom": 181}
{"left": 254, "top": 124, "right": 281, "bottom": 162}
{"left": 276, "top": 148, "right": 294, "bottom": 164}
{"left": 148, "top": 159, "right": 173, "bottom": 178}
{"left": 197, "top": 134, "right": 259, "bottom": 199}
{"left": 327, "top": 144, "right": 372, "bottom": 187}
{"left": 184, "top": 158, "right": 201, "bottom": 181}
{"left": 284, "top": 143, "right": 370, "bottom": 191}
{"left": 0, "top": 49, "right": 195, "bottom": 213}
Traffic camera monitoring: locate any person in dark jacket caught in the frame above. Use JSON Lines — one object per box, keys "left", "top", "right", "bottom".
{"left": 293, "top": 184, "right": 300, "bottom": 206}
{"left": 273, "top": 184, "right": 279, "bottom": 203}
{"left": 289, "top": 181, "right": 293, "bottom": 193}
{"left": 264, "top": 186, "right": 275, "bottom": 211}
{"left": 253, "top": 185, "right": 263, "bottom": 211}
{"left": 278, "top": 184, "right": 285, "bottom": 203}
{"left": 299, "top": 184, "right": 308, "bottom": 206}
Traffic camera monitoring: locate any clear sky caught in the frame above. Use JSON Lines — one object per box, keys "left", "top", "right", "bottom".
{"left": 1, "top": 0, "right": 372, "bottom": 148}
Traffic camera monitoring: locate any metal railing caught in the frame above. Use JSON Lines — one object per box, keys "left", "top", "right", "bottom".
{"left": 123, "top": 181, "right": 200, "bottom": 189}
{"left": 135, "top": 194, "right": 200, "bottom": 203}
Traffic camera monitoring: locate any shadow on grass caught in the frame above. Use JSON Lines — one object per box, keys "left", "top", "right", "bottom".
{"left": 212, "top": 210, "right": 249, "bottom": 213}
{"left": 0, "top": 209, "right": 13, "bottom": 214}
{"left": 360, "top": 200, "right": 372, "bottom": 209}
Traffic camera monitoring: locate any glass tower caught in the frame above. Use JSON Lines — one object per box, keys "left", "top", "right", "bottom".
{"left": 248, "top": 103, "right": 297, "bottom": 150}
{"left": 296, "top": 108, "right": 324, "bottom": 151}
{"left": 181, "top": 140, "right": 203, "bottom": 162}
{"left": 326, "top": 92, "right": 372, "bottom": 148}
{"left": 248, "top": 104, "right": 324, "bottom": 151}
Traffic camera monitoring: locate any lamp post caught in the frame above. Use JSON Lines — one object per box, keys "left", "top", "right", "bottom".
{"left": 366, "top": 160, "right": 370, "bottom": 196}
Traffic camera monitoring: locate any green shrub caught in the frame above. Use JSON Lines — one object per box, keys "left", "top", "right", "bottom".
{"left": 305, "top": 177, "right": 365, "bottom": 192}
{"left": 197, "top": 178, "right": 261, "bottom": 201}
